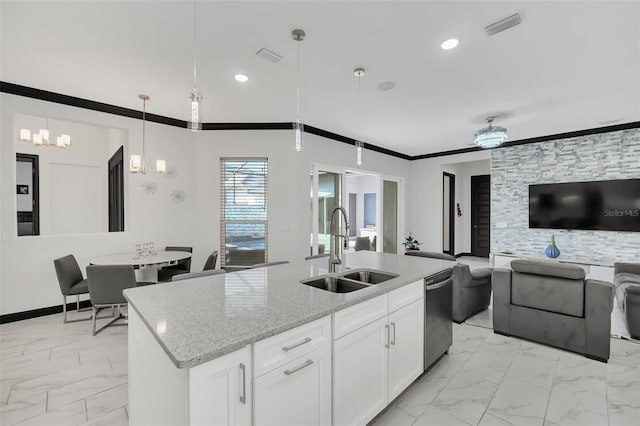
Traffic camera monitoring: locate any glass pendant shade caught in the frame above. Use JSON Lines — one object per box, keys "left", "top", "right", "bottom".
{"left": 32, "top": 133, "right": 43, "bottom": 145}
{"left": 60, "top": 134, "right": 72, "bottom": 147}
{"left": 189, "top": 89, "right": 202, "bottom": 131}
{"left": 130, "top": 154, "right": 144, "bottom": 173}
{"left": 294, "top": 121, "right": 303, "bottom": 152}
{"left": 56, "top": 136, "right": 65, "bottom": 148}
{"left": 355, "top": 141, "right": 364, "bottom": 165}
{"left": 19, "top": 129, "right": 31, "bottom": 142}
{"left": 156, "top": 159, "right": 166, "bottom": 173}
{"left": 39, "top": 128, "right": 50, "bottom": 145}
{"left": 474, "top": 119, "right": 508, "bottom": 149}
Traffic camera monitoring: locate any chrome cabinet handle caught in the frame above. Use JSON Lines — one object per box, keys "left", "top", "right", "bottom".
{"left": 282, "top": 337, "right": 312, "bottom": 352}
{"left": 391, "top": 322, "right": 396, "bottom": 345}
{"left": 284, "top": 359, "right": 314, "bottom": 376}
{"left": 239, "top": 363, "right": 246, "bottom": 404}
{"left": 385, "top": 324, "right": 390, "bottom": 348}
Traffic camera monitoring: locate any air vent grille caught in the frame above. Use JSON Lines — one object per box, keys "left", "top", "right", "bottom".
{"left": 484, "top": 13, "right": 522, "bottom": 36}
{"left": 256, "top": 48, "right": 283, "bottom": 63}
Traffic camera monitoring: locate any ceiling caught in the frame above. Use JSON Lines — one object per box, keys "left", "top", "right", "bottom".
{"left": 2, "top": 1, "right": 639, "bottom": 156}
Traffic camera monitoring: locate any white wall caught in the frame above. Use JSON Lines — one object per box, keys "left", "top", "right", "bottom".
{"left": 1, "top": 93, "right": 411, "bottom": 315}
{"left": 1, "top": 93, "right": 197, "bottom": 315}
{"left": 407, "top": 151, "right": 491, "bottom": 253}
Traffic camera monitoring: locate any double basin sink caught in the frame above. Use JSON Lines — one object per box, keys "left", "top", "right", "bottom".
{"left": 301, "top": 269, "right": 399, "bottom": 293}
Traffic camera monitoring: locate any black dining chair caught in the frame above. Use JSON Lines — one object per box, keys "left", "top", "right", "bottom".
{"left": 158, "top": 246, "right": 192, "bottom": 282}
{"left": 54, "top": 255, "right": 91, "bottom": 323}
{"left": 203, "top": 250, "right": 218, "bottom": 271}
{"left": 86, "top": 264, "right": 139, "bottom": 335}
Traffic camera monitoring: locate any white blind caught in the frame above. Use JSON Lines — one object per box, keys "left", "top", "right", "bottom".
{"left": 220, "top": 158, "right": 268, "bottom": 267}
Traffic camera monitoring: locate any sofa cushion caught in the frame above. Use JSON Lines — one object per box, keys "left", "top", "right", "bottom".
{"left": 511, "top": 272, "right": 585, "bottom": 317}
{"left": 614, "top": 273, "right": 640, "bottom": 287}
{"left": 511, "top": 259, "right": 586, "bottom": 280}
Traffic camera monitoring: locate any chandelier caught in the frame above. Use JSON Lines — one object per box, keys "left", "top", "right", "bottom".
{"left": 474, "top": 117, "right": 508, "bottom": 149}
{"left": 130, "top": 94, "right": 165, "bottom": 174}
{"left": 19, "top": 118, "right": 71, "bottom": 148}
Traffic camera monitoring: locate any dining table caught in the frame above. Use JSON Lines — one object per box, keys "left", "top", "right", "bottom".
{"left": 90, "top": 250, "right": 192, "bottom": 283}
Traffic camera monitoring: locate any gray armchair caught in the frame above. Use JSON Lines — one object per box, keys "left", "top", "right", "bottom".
{"left": 493, "top": 260, "right": 615, "bottom": 362}
{"left": 53, "top": 255, "right": 91, "bottom": 323}
{"left": 355, "top": 237, "right": 371, "bottom": 251}
{"left": 405, "top": 251, "right": 492, "bottom": 322}
{"left": 613, "top": 262, "right": 640, "bottom": 339}
{"left": 86, "top": 265, "right": 138, "bottom": 335}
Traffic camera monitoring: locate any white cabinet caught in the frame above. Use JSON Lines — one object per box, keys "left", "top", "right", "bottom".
{"left": 388, "top": 299, "right": 424, "bottom": 401}
{"left": 333, "top": 281, "right": 425, "bottom": 426}
{"left": 254, "top": 344, "right": 331, "bottom": 426}
{"left": 334, "top": 316, "right": 389, "bottom": 426}
{"left": 254, "top": 315, "right": 332, "bottom": 426}
{"left": 189, "top": 346, "right": 252, "bottom": 426}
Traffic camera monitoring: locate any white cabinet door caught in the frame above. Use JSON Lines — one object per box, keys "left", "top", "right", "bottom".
{"left": 189, "top": 346, "right": 252, "bottom": 426}
{"left": 254, "top": 344, "right": 331, "bottom": 426}
{"left": 388, "top": 299, "right": 424, "bottom": 401}
{"left": 334, "top": 316, "right": 389, "bottom": 426}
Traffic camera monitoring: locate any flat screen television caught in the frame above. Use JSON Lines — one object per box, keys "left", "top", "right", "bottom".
{"left": 529, "top": 179, "right": 640, "bottom": 232}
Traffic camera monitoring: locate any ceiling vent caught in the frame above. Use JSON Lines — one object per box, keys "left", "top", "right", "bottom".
{"left": 484, "top": 13, "right": 522, "bottom": 36}
{"left": 256, "top": 48, "right": 283, "bottom": 63}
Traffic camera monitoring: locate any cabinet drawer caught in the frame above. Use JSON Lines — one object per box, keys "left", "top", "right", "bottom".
{"left": 334, "top": 294, "right": 388, "bottom": 339}
{"left": 389, "top": 280, "right": 423, "bottom": 313}
{"left": 255, "top": 315, "right": 331, "bottom": 377}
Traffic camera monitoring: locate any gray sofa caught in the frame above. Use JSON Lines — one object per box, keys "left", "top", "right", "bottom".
{"left": 613, "top": 262, "right": 640, "bottom": 339}
{"left": 493, "top": 259, "right": 615, "bottom": 362}
{"left": 405, "top": 251, "right": 493, "bottom": 322}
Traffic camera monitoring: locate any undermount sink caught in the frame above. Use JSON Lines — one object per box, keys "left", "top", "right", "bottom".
{"left": 341, "top": 269, "right": 399, "bottom": 284}
{"left": 300, "top": 269, "right": 398, "bottom": 293}
{"left": 301, "top": 276, "right": 369, "bottom": 293}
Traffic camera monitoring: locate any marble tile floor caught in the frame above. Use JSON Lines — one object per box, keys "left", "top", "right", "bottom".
{"left": 1, "top": 310, "right": 128, "bottom": 426}
{"left": 372, "top": 322, "right": 640, "bottom": 426}
{"left": 2, "top": 309, "right": 639, "bottom": 426}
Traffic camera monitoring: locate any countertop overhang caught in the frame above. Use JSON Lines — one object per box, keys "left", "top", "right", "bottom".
{"left": 124, "top": 251, "right": 454, "bottom": 368}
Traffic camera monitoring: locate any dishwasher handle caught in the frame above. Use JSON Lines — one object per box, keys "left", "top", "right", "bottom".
{"left": 426, "top": 278, "right": 452, "bottom": 291}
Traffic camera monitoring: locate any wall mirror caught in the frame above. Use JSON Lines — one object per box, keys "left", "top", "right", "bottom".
{"left": 14, "top": 114, "right": 127, "bottom": 236}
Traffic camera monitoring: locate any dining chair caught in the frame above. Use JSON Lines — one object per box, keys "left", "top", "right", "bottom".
{"left": 53, "top": 254, "right": 91, "bottom": 323}
{"left": 158, "top": 246, "right": 193, "bottom": 282}
{"left": 172, "top": 269, "right": 226, "bottom": 281}
{"left": 203, "top": 250, "right": 218, "bottom": 271}
{"left": 252, "top": 261, "right": 290, "bottom": 268}
{"left": 86, "top": 264, "right": 138, "bottom": 335}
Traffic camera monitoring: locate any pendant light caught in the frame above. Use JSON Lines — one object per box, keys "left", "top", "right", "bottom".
{"left": 131, "top": 94, "right": 165, "bottom": 174}
{"left": 474, "top": 117, "right": 508, "bottom": 149}
{"left": 292, "top": 28, "right": 305, "bottom": 151}
{"left": 354, "top": 67, "right": 365, "bottom": 165}
{"left": 189, "top": 0, "right": 203, "bottom": 131}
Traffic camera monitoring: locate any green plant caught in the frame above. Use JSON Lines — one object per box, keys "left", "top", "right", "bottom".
{"left": 402, "top": 232, "right": 422, "bottom": 250}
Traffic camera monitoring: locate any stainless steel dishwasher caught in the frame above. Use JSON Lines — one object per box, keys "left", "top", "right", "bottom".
{"left": 424, "top": 268, "right": 454, "bottom": 370}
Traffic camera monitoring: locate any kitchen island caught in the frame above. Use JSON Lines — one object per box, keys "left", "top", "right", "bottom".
{"left": 125, "top": 251, "right": 454, "bottom": 425}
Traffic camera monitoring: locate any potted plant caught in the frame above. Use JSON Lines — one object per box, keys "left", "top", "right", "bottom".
{"left": 402, "top": 232, "right": 422, "bottom": 251}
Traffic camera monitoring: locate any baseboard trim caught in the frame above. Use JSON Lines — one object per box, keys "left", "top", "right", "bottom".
{"left": 0, "top": 300, "right": 92, "bottom": 324}
{"left": 454, "top": 252, "right": 473, "bottom": 258}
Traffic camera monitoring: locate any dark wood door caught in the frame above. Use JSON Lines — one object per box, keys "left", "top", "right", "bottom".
{"left": 471, "top": 175, "right": 490, "bottom": 257}
{"left": 108, "top": 146, "right": 124, "bottom": 232}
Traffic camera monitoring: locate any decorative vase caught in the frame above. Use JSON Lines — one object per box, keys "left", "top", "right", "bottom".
{"left": 544, "top": 235, "right": 561, "bottom": 258}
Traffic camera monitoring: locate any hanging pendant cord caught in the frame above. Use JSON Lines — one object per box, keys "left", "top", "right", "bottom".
{"left": 142, "top": 98, "right": 146, "bottom": 160}
{"left": 357, "top": 75, "right": 361, "bottom": 143}
{"left": 296, "top": 39, "right": 301, "bottom": 122}
{"left": 193, "top": 0, "right": 197, "bottom": 90}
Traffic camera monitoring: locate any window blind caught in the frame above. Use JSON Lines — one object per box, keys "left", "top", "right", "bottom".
{"left": 220, "top": 158, "right": 268, "bottom": 267}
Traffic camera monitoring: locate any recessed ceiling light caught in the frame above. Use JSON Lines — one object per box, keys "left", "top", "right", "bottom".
{"left": 441, "top": 38, "right": 460, "bottom": 50}
{"left": 234, "top": 74, "right": 249, "bottom": 83}
{"left": 377, "top": 81, "right": 396, "bottom": 91}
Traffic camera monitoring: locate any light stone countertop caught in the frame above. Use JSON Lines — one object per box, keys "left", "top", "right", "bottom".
{"left": 124, "top": 251, "right": 454, "bottom": 368}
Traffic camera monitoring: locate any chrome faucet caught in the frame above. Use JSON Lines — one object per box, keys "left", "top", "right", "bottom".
{"left": 329, "top": 206, "right": 349, "bottom": 273}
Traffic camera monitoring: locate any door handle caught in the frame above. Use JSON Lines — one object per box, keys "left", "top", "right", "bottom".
{"left": 239, "top": 363, "right": 246, "bottom": 404}
{"left": 390, "top": 322, "right": 396, "bottom": 345}
{"left": 385, "top": 324, "right": 390, "bottom": 348}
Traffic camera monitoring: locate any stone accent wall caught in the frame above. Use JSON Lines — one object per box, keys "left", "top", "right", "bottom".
{"left": 491, "top": 128, "right": 640, "bottom": 263}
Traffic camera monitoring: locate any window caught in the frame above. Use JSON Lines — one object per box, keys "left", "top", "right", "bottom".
{"left": 220, "top": 158, "right": 268, "bottom": 267}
